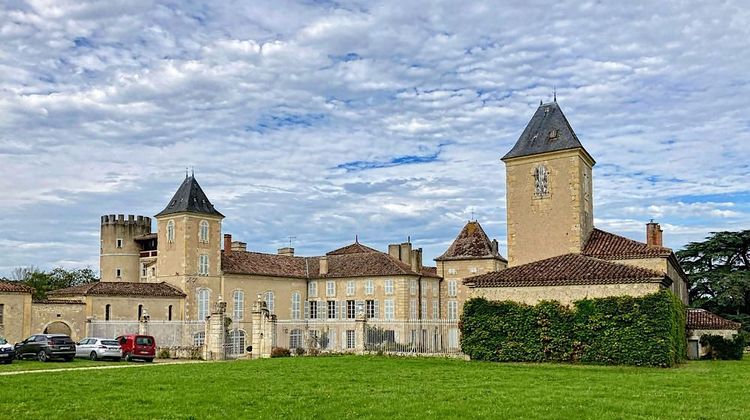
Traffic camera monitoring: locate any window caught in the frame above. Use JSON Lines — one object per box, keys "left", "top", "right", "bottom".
{"left": 448, "top": 280, "right": 457, "bottom": 297}
{"left": 447, "top": 268, "right": 458, "bottom": 275}
{"left": 168, "top": 305, "right": 173, "bottom": 321}
{"left": 290, "top": 329, "right": 303, "bottom": 349}
{"left": 327, "top": 301, "right": 337, "bottom": 319}
{"left": 365, "top": 280, "right": 374, "bottom": 295}
{"left": 291, "top": 292, "right": 301, "bottom": 319}
{"left": 116, "top": 238, "right": 123, "bottom": 248}
{"left": 421, "top": 284, "right": 427, "bottom": 296}
{"left": 193, "top": 332, "right": 205, "bottom": 346}
{"left": 447, "top": 300, "right": 458, "bottom": 320}
{"left": 308, "top": 281, "right": 318, "bottom": 297}
{"left": 384, "top": 279, "right": 394, "bottom": 295}
{"left": 199, "top": 220, "right": 209, "bottom": 243}
{"left": 409, "top": 279, "right": 417, "bottom": 295}
{"left": 228, "top": 330, "right": 246, "bottom": 355}
{"left": 141, "top": 263, "right": 147, "bottom": 278}
{"left": 309, "top": 301, "right": 318, "bottom": 319}
{"left": 167, "top": 220, "right": 175, "bottom": 243}
{"left": 534, "top": 164, "right": 549, "bottom": 197}
{"left": 197, "top": 289, "right": 210, "bottom": 320}
{"left": 104, "top": 304, "right": 111, "bottom": 321}
{"left": 233, "top": 290, "right": 244, "bottom": 320}
{"left": 346, "top": 281, "right": 355, "bottom": 296}
{"left": 432, "top": 301, "right": 439, "bottom": 319}
{"left": 409, "top": 299, "right": 417, "bottom": 319}
{"left": 326, "top": 281, "right": 336, "bottom": 297}
{"left": 199, "top": 254, "right": 209, "bottom": 275}
{"left": 264, "top": 291, "right": 275, "bottom": 314}
{"left": 469, "top": 267, "right": 478, "bottom": 274}
{"left": 432, "top": 282, "right": 439, "bottom": 298}
{"left": 384, "top": 299, "right": 394, "bottom": 320}
{"left": 346, "top": 330, "right": 355, "bottom": 349}
{"left": 346, "top": 300, "right": 356, "bottom": 319}
{"left": 138, "top": 304, "right": 143, "bottom": 321}
{"left": 421, "top": 298, "right": 427, "bottom": 319}
{"left": 115, "top": 268, "right": 121, "bottom": 278}
{"left": 365, "top": 300, "right": 375, "bottom": 319}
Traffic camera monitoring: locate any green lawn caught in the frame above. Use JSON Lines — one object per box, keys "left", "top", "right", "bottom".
{"left": 0, "top": 357, "right": 119, "bottom": 372}
{"left": 1, "top": 356, "right": 748, "bottom": 419}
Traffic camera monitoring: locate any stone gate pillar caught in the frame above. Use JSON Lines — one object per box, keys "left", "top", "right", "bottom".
{"left": 355, "top": 309, "right": 367, "bottom": 354}
{"left": 204, "top": 299, "right": 227, "bottom": 361}
{"left": 138, "top": 309, "right": 150, "bottom": 336}
{"left": 250, "top": 294, "right": 273, "bottom": 359}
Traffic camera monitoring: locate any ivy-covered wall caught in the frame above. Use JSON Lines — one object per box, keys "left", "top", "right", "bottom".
{"left": 460, "top": 290, "right": 686, "bottom": 367}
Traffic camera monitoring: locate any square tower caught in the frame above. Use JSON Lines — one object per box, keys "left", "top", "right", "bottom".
{"left": 502, "top": 102, "right": 594, "bottom": 267}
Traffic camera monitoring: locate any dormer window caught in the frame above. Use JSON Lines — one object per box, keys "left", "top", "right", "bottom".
{"left": 548, "top": 129, "right": 558, "bottom": 139}
{"left": 534, "top": 165, "right": 549, "bottom": 198}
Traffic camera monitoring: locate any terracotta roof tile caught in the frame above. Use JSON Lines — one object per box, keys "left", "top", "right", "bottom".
{"left": 326, "top": 242, "right": 380, "bottom": 255}
{"left": 583, "top": 228, "right": 672, "bottom": 260}
{"left": 48, "top": 282, "right": 185, "bottom": 297}
{"left": 33, "top": 299, "right": 86, "bottom": 305}
{"left": 687, "top": 309, "right": 741, "bottom": 330}
{"left": 222, "top": 252, "right": 309, "bottom": 278}
{"left": 0, "top": 278, "right": 34, "bottom": 293}
{"left": 436, "top": 221, "right": 506, "bottom": 261}
{"left": 463, "top": 253, "right": 666, "bottom": 288}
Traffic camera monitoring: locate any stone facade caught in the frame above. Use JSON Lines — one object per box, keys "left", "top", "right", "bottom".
{"left": 0, "top": 291, "right": 32, "bottom": 344}
{"left": 100, "top": 215, "right": 151, "bottom": 283}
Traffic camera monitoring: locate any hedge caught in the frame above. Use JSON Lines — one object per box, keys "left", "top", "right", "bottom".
{"left": 460, "top": 290, "right": 686, "bottom": 367}
{"left": 700, "top": 334, "right": 747, "bottom": 360}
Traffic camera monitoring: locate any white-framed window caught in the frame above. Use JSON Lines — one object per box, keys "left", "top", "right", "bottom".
{"left": 290, "top": 329, "right": 303, "bottom": 349}
{"left": 308, "top": 281, "right": 318, "bottom": 297}
{"left": 432, "top": 282, "right": 439, "bottom": 298}
{"left": 115, "top": 268, "right": 121, "bottom": 278}
{"left": 141, "top": 263, "right": 147, "bottom": 278}
{"left": 326, "top": 280, "right": 336, "bottom": 297}
{"left": 384, "top": 279, "right": 394, "bottom": 295}
{"left": 365, "top": 280, "right": 374, "bottom": 295}
{"left": 421, "top": 298, "right": 427, "bottom": 319}
{"left": 116, "top": 238, "right": 123, "bottom": 248}
{"left": 346, "top": 330, "right": 355, "bottom": 349}
{"left": 447, "top": 268, "right": 458, "bottom": 275}
{"left": 193, "top": 332, "right": 205, "bottom": 346}
{"left": 384, "top": 299, "right": 394, "bottom": 320}
{"left": 365, "top": 300, "right": 375, "bottom": 319}
{"left": 291, "top": 292, "right": 301, "bottom": 319}
{"left": 197, "top": 288, "right": 210, "bottom": 320}
{"left": 199, "top": 220, "right": 209, "bottom": 243}
{"left": 346, "top": 281, "right": 355, "bottom": 296}
{"left": 409, "top": 279, "right": 417, "bottom": 295}
{"left": 469, "top": 267, "right": 478, "bottom": 274}
{"left": 233, "top": 290, "right": 244, "bottom": 320}
{"left": 346, "top": 300, "right": 355, "bottom": 319}
{"left": 167, "top": 220, "right": 175, "bottom": 243}
{"left": 409, "top": 299, "right": 417, "bottom": 319}
{"left": 448, "top": 280, "right": 457, "bottom": 297}
{"left": 447, "top": 300, "right": 458, "bottom": 320}
{"left": 327, "top": 300, "right": 337, "bottom": 319}
{"left": 432, "top": 301, "right": 439, "bottom": 319}
{"left": 199, "top": 254, "right": 209, "bottom": 275}
{"left": 228, "top": 329, "right": 246, "bottom": 354}
{"left": 309, "top": 301, "right": 318, "bottom": 319}
{"left": 421, "top": 284, "right": 427, "bottom": 296}
{"left": 264, "top": 291, "right": 275, "bottom": 314}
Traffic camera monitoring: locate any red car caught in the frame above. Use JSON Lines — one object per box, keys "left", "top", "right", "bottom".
{"left": 116, "top": 334, "right": 156, "bottom": 362}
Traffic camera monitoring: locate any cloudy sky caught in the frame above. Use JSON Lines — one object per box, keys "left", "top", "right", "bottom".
{"left": 1, "top": 0, "right": 749, "bottom": 276}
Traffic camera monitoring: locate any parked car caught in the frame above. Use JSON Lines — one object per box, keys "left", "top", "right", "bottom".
{"left": 14, "top": 334, "right": 76, "bottom": 362}
{"left": 0, "top": 336, "right": 15, "bottom": 364}
{"left": 116, "top": 334, "right": 156, "bottom": 362}
{"left": 75, "top": 337, "right": 122, "bottom": 361}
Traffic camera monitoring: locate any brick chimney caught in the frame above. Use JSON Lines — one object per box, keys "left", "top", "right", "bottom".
{"left": 319, "top": 256, "right": 328, "bottom": 276}
{"left": 278, "top": 247, "right": 294, "bottom": 256}
{"left": 646, "top": 221, "right": 663, "bottom": 247}
{"left": 410, "top": 248, "right": 423, "bottom": 273}
{"left": 224, "top": 234, "right": 232, "bottom": 255}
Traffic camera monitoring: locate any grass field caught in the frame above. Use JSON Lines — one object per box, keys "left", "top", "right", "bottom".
{"left": 0, "top": 358, "right": 118, "bottom": 372}
{"left": 1, "top": 355, "right": 748, "bottom": 419}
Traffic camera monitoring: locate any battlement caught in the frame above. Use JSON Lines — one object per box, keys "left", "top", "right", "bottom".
{"left": 101, "top": 214, "right": 152, "bottom": 228}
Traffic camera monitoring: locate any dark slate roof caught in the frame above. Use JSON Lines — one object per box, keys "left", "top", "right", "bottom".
{"left": 48, "top": 282, "right": 186, "bottom": 297}
{"left": 687, "top": 309, "right": 741, "bottom": 330}
{"left": 583, "top": 228, "right": 673, "bottom": 260}
{"left": 463, "top": 253, "right": 666, "bottom": 288}
{"left": 436, "top": 221, "right": 506, "bottom": 262}
{"left": 502, "top": 101, "right": 593, "bottom": 162}
{"left": 0, "top": 278, "right": 34, "bottom": 293}
{"left": 326, "top": 242, "right": 380, "bottom": 255}
{"left": 155, "top": 176, "right": 224, "bottom": 217}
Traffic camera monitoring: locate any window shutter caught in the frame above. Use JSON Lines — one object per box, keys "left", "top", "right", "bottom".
{"left": 356, "top": 300, "right": 364, "bottom": 317}
{"left": 317, "top": 301, "right": 325, "bottom": 319}
{"left": 304, "top": 301, "right": 309, "bottom": 320}
{"left": 374, "top": 300, "right": 380, "bottom": 319}
{"left": 342, "top": 331, "right": 346, "bottom": 349}
{"left": 340, "top": 301, "right": 346, "bottom": 319}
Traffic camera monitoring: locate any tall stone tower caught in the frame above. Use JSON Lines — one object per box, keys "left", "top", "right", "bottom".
{"left": 155, "top": 175, "right": 224, "bottom": 320}
{"left": 100, "top": 214, "right": 152, "bottom": 282}
{"left": 502, "top": 101, "right": 594, "bottom": 267}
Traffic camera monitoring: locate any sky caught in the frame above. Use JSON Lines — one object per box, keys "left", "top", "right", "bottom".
{"left": 1, "top": 0, "right": 749, "bottom": 277}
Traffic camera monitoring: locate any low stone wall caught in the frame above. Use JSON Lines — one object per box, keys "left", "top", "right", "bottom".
{"left": 156, "top": 346, "right": 204, "bottom": 360}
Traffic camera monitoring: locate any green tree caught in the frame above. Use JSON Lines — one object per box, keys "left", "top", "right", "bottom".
{"left": 11, "top": 266, "right": 99, "bottom": 300}
{"left": 677, "top": 230, "right": 750, "bottom": 331}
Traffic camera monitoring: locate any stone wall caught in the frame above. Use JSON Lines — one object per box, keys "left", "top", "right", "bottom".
{"left": 610, "top": 257, "right": 689, "bottom": 305}
{"left": 86, "top": 295, "right": 185, "bottom": 321}
{"left": 436, "top": 258, "right": 506, "bottom": 318}
{"left": 469, "top": 282, "right": 663, "bottom": 306}
{"left": 30, "top": 302, "right": 88, "bottom": 341}
{"left": 0, "top": 292, "right": 32, "bottom": 343}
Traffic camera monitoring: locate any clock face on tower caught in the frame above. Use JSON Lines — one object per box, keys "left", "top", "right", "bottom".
{"left": 534, "top": 164, "right": 549, "bottom": 198}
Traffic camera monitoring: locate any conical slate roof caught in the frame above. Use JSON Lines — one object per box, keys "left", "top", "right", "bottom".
{"left": 502, "top": 101, "right": 593, "bottom": 162}
{"left": 436, "top": 221, "right": 506, "bottom": 261}
{"left": 156, "top": 176, "right": 224, "bottom": 217}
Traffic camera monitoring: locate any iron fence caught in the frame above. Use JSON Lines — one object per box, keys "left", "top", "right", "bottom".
{"left": 88, "top": 320, "right": 206, "bottom": 348}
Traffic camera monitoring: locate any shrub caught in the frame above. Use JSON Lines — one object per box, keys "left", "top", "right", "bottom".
{"left": 157, "top": 348, "right": 171, "bottom": 359}
{"left": 700, "top": 333, "right": 747, "bottom": 360}
{"left": 271, "top": 347, "right": 291, "bottom": 358}
{"left": 461, "top": 290, "right": 686, "bottom": 367}
{"left": 295, "top": 347, "right": 306, "bottom": 356}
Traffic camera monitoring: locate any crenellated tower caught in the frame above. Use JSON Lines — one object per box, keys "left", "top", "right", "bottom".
{"left": 100, "top": 214, "right": 152, "bottom": 282}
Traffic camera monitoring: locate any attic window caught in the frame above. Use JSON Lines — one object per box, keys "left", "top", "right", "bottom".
{"left": 549, "top": 129, "right": 558, "bottom": 139}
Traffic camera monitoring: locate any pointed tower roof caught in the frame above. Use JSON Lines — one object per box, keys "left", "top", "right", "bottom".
{"left": 436, "top": 221, "right": 506, "bottom": 262}
{"left": 155, "top": 175, "right": 224, "bottom": 218}
{"left": 502, "top": 101, "right": 594, "bottom": 163}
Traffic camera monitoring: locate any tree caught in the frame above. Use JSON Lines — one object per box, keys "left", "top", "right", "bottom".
{"left": 11, "top": 266, "right": 99, "bottom": 301}
{"left": 677, "top": 230, "right": 750, "bottom": 331}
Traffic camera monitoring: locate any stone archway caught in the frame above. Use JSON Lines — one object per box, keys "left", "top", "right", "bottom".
{"left": 44, "top": 321, "right": 72, "bottom": 336}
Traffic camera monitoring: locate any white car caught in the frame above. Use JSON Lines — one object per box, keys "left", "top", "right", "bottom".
{"left": 0, "top": 336, "right": 14, "bottom": 364}
{"left": 75, "top": 337, "right": 123, "bottom": 361}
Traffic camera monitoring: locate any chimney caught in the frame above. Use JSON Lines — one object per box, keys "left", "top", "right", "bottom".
{"left": 646, "top": 221, "right": 663, "bottom": 247}
{"left": 278, "top": 247, "right": 295, "bottom": 257}
{"left": 224, "top": 234, "right": 232, "bottom": 255}
{"left": 491, "top": 239, "right": 499, "bottom": 255}
{"left": 388, "top": 244, "right": 401, "bottom": 260}
{"left": 399, "top": 242, "right": 412, "bottom": 264}
{"left": 410, "top": 248, "right": 423, "bottom": 273}
{"left": 319, "top": 256, "right": 328, "bottom": 276}
{"left": 231, "top": 241, "right": 247, "bottom": 252}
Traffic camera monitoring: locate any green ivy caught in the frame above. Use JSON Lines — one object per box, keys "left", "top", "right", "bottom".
{"left": 699, "top": 333, "right": 747, "bottom": 360}
{"left": 461, "top": 290, "right": 687, "bottom": 367}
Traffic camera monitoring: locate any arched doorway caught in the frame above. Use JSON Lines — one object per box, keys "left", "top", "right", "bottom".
{"left": 44, "top": 321, "right": 72, "bottom": 336}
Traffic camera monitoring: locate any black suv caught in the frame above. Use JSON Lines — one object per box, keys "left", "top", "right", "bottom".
{"left": 14, "top": 334, "right": 76, "bottom": 362}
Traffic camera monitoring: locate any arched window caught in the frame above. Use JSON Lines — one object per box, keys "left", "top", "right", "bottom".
{"left": 228, "top": 329, "right": 246, "bottom": 355}
{"left": 105, "top": 304, "right": 111, "bottom": 321}
{"left": 137, "top": 304, "right": 143, "bottom": 321}
{"left": 193, "top": 332, "right": 205, "bottom": 346}
{"left": 167, "top": 220, "right": 175, "bottom": 243}
{"left": 233, "top": 290, "right": 244, "bottom": 320}
{"left": 197, "top": 289, "right": 210, "bottom": 320}
{"left": 264, "top": 291, "right": 275, "bottom": 314}
{"left": 168, "top": 305, "right": 173, "bottom": 321}
{"left": 199, "top": 220, "right": 209, "bottom": 243}
{"left": 291, "top": 292, "right": 301, "bottom": 319}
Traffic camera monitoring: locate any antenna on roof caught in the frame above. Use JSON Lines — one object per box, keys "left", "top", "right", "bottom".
{"left": 407, "top": 235, "right": 411, "bottom": 243}
{"left": 471, "top": 209, "right": 475, "bottom": 221}
{"left": 185, "top": 167, "right": 189, "bottom": 178}
{"left": 553, "top": 86, "right": 557, "bottom": 102}
{"left": 191, "top": 166, "right": 194, "bottom": 177}
{"left": 355, "top": 234, "right": 359, "bottom": 243}
{"left": 288, "top": 236, "right": 296, "bottom": 247}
